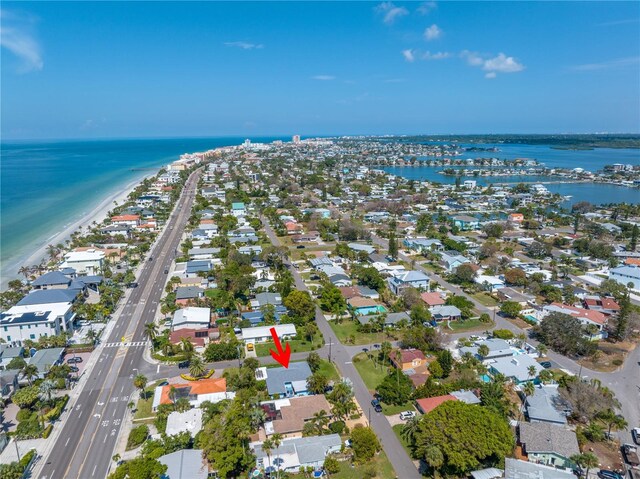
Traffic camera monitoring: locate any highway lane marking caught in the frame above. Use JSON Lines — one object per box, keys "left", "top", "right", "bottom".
{"left": 92, "top": 464, "right": 97, "bottom": 476}
{"left": 345, "top": 361, "right": 352, "bottom": 364}
{"left": 65, "top": 437, "right": 70, "bottom": 446}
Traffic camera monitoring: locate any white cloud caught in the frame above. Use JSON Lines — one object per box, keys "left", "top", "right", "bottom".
{"left": 224, "top": 41, "right": 264, "bottom": 50}
{"left": 424, "top": 24, "right": 442, "bottom": 41}
{"left": 422, "top": 51, "right": 450, "bottom": 60}
{"left": 571, "top": 56, "right": 640, "bottom": 71}
{"left": 312, "top": 75, "right": 336, "bottom": 81}
{"left": 0, "top": 9, "right": 43, "bottom": 72}
{"left": 482, "top": 53, "right": 524, "bottom": 73}
{"left": 402, "top": 49, "right": 415, "bottom": 62}
{"left": 375, "top": 2, "right": 409, "bottom": 25}
{"left": 461, "top": 50, "right": 524, "bottom": 77}
{"left": 417, "top": 1, "right": 437, "bottom": 15}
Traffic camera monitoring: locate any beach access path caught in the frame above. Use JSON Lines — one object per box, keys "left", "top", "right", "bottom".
{"left": 34, "top": 168, "right": 201, "bottom": 479}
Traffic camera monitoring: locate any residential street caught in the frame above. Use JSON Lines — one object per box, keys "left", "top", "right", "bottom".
{"left": 34, "top": 169, "right": 202, "bottom": 479}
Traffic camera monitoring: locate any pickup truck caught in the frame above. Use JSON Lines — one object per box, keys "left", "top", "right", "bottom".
{"left": 623, "top": 443, "right": 640, "bottom": 467}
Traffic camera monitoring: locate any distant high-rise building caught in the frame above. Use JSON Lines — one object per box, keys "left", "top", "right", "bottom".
{"left": 292, "top": 135, "right": 301, "bottom": 144}
{"left": 243, "top": 139, "right": 251, "bottom": 148}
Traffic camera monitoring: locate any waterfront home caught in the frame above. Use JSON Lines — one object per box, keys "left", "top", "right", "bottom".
{"left": 257, "top": 362, "right": 313, "bottom": 398}
{"left": 347, "top": 297, "right": 386, "bottom": 317}
{"left": 387, "top": 270, "right": 430, "bottom": 295}
{"left": 59, "top": 250, "right": 104, "bottom": 275}
{"left": 420, "top": 292, "right": 446, "bottom": 308}
{"left": 30, "top": 271, "right": 74, "bottom": 290}
{"left": 609, "top": 264, "right": 640, "bottom": 290}
{"left": 152, "top": 378, "right": 235, "bottom": 411}
{"left": 525, "top": 385, "right": 571, "bottom": 425}
{"left": 430, "top": 305, "right": 462, "bottom": 322}
{"left": 100, "top": 224, "right": 132, "bottom": 237}
{"left": 452, "top": 215, "right": 480, "bottom": 231}
{"left": 172, "top": 307, "right": 211, "bottom": 331}
{"left": 17, "top": 289, "right": 81, "bottom": 307}
{"left": 241, "top": 324, "right": 296, "bottom": 344}
{"left": 251, "top": 433, "right": 342, "bottom": 473}
{"left": 261, "top": 395, "right": 332, "bottom": 437}
{"left": 518, "top": 422, "right": 579, "bottom": 469}
{"left": 1, "top": 302, "right": 75, "bottom": 345}
{"left": 487, "top": 354, "right": 543, "bottom": 384}
{"left": 110, "top": 214, "right": 140, "bottom": 227}
{"left": 439, "top": 251, "right": 471, "bottom": 272}
{"left": 542, "top": 303, "right": 607, "bottom": 335}
{"left": 27, "top": 347, "right": 65, "bottom": 378}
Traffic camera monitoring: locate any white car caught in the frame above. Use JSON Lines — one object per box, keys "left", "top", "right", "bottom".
{"left": 399, "top": 411, "right": 416, "bottom": 421}
{"left": 632, "top": 427, "right": 640, "bottom": 445}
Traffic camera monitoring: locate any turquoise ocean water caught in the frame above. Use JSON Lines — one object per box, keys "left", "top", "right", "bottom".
{"left": 0, "top": 137, "right": 284, "bottom": 281}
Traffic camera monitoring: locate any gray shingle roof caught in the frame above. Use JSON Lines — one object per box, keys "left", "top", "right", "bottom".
{"left": 525, "top": 385, "right": 570, "bottom": 424}
{"left": 31, "top": 271, "right": 71, "bottom": 287}
{"left": 519, "top": 422, "right": 579, "bottom": 459}
{"left": 17, "top": 289, "right": 79, "bottom": 306}
{"left": 265, "top": 362, "right": 312, "bottom": 396}
{"left": 158, "top": 449, "right": 207, "bottom": 479}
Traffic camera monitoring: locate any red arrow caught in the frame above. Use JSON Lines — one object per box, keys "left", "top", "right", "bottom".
{"left": 269, "top": 327, "right": 291, "bottom": 368}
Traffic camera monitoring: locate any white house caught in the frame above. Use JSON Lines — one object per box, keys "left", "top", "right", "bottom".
{"left": 60, "top": 250, "right": 104, "bottom": 275}
{"left": 241, "top": 324, "right": 296, "bottom": 344}
{"left": 0, "top": 302, "right": 75, "bottom": 345}
{"left": 172, "top": 307, "right": 211, "bottom": 331}
{"left": 251, "top": 434, "right": 342, "bottom": 473}
{"left": 387, "top": 270, "right": 430, "bottom": 295}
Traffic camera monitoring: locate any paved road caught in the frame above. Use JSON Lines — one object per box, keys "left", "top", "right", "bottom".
{"left": 261, "top": 217, "right": 421, "bottom": 479}
{"left": 36, "top": 169, "right": 201, "bottom": 479}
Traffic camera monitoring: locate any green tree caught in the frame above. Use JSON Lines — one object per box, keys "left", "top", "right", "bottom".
{"left": 388, "top": 232, "right": 398, "bottom": 260}
{"left": 21, "top": 363, "right": 39, "bottom": 386}
{"left": 630, "top": 224, "right": 639, "bottom": 251}
{"left": 133, "top": 374, "right": 148, "bottom": 399}
{"left": 12, "top": 385, "right": 40, "bottom": 409}
{"left": 108, "top": 456, "right": 167, "bottom": 479}
{"left": 306, "top": 351, "right": 321, "bottom": 372}
{"left": 452, "top": 264, "right": 476, "bottom": 284}
{"left": 414, "top": 401, "right": 513, "bottom": 477}
{"left": 437, "top": 349, "right": 454, "bottom": 378}
{"left": 306, "top": 372, "right": 329, "bottom": 394}
{"left": 570, "top": 452, "right": 599, "bottom": 479}
{"left": 376, "top": 371, "right": 412, "bottom": 405}
{"left": 283, "top": 290, "right": 315, "bottom": 323}
{"left": 318, "top": 284, "right": 346, "bottom": 314}
{"left": 189, "top": 355, "right": 206, "bottom": 378}
{"left": 500, "top": 301, "right": 522, "bottom": 318}
{"left": 350, "top": 425, "right": 381, "bottom": 463}
{"left": 327, "top": 380, "right": 356, "bottom": 421}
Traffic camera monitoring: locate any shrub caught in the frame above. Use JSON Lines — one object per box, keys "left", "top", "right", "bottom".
{"left": 19, "top": 449, "right": 36, "bottom": 469}
{"left": 42, "top": 424, "right": 53, "bottom": 439}
{"left": 328, "top": 420, "right": 346, "bottom": 435}
{"left": 492, "top": 329, "right": 515, "bottom": 340}
{"left": 16, "top": 408, "right": 35, "bottom": 423}
{"left": 323, "top": 455, "right": 340, "bottom": 474}
{"left": 612, "top": 359, "right": 623, "bottom": 366}
{"left": 127, "top": 424, "right": 149, "bottom": 450}
{"left": 44, "top": 395, "right": 70, "bottom": 422}
{"left": 16, "top": 418, "right": 43, "bottom": 439}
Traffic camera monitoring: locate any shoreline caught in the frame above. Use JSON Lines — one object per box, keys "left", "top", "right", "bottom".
{"left": 1, "top": 170, "right": 160, "bottom": 287}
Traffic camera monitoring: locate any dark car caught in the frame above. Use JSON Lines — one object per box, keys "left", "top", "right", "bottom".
{"left": 296, "top": 245, "right": 305, "bottom": 249}
{"left": 157, "top": 381, "right": 169, "bottom": 387}
{"left": 371, "top": 399, "right": 383, "bottom": 413}
{"left": 178, "top": 361, "right": 189, "bottom": 369}
{"left": 127, "top": 282, "right": 138, "bottom": 288}
{"left": 69, "top": 366, "right": 79, "bottom": 373}
{"left": 539, "top": 361, "right": 552, "bottom": 369}
{"left": 148, "top": 256, "right": 153, "bottom": 261}
{"left": 598, "top": 471, "right": 624, "bottom": 479}
{"left": 164, "top": 269, "right": 169, "bottom": 274}
{"left": 66, "top": 357, "right": 83, "bottom": 364}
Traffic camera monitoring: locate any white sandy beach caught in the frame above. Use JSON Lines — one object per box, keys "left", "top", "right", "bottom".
{"left": 1, "top": 172, "right": 158, "bottom": 287}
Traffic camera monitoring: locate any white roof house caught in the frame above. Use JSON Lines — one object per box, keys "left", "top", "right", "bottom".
{"left": 165, "top": 409, "right": 203, "bottom": 437}
{"left": 1, "top": 302, "right": 75, "bottom": 345}
{"left": 488, "top": 354, "right": 544, "bottom": 384}
{"left": 172, "top": 307, "right": 210, "bottom": 331}
{"left": 60, "top": 250, "right": 105, "bottom": 275}
{"left": 241, "top": 324, "right": 296, "bottom": 343}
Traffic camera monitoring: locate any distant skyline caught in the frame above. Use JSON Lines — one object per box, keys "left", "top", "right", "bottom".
{"left": 2, "top": 1, "right": 639, "bottom": 139}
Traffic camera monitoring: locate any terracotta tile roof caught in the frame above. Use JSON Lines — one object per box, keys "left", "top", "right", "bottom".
{"left": 111, "top": 215, "right": 140, "bottom": 221}
{"left": 625, "top": 258, "right": 640, "bottom": 266}
{"left": 550, "top": 302, "right": 607, "bottom": 325}
{"left": 347, "top": 296, "right": 378, "bottom": 308}
{"left": 158, "top": 377, "right": 227, "bottom": 406}
{"left": 415, "top": 395, "right": 457, "bottom": 414}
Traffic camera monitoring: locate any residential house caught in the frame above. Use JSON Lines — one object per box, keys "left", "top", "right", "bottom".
{"left": 420, "top": 292, "right": 446, "bottom": 308}
{"left": 188, "top": 247, "right": 221, "bottom": 260}
{"left": 250, "top": 292, "right": 282, "bottom": 309}
{"left": 452, "top": 215, "right": 480, "bottom": 231}
{"left": 285, "top": 222, "right": 304, "bottom": 235}
{"left": 583, "top": 295, "right": 620, "bottom": 316}
{"left": 175, "top": 287, "right": 205, "bottom": 306}
{"left": 231, "top": 202, "right": 246, "bottom": 217}
{"left": 347, "top": 297, "right": 386, "bottom": 317}
{"left": 430, "top": 305, "right": 462, "bottom": 322}
{"left": 291, "top": 232, "right": 320, "bottom": 243}
{"left": 439, "top": 251, "right": 471, "bottom": 272}
{"left": 258, "top": 362, "right": 313, "bottom": 398}
{"left": 261, "top": 395, "right": 332, "bottom": 437}
{"left": 165, "top": 409, "right": 203, "bottom": 438}
{"left": 504, "top": 458, "right": 574, "bottom": 479}
{"left": 241, "top": 324, "right": 296, "bottom": 344}
{"left": 169, "top": 327, "right": 219, "bottom": 349}
{"left": 404, "top": 238, "right": 444, "bottom": 253}
{"left": 508, "top": 213, "right": 525, "bottom": 224}
{"left": 0, "top": 345, "right": 24, "bottom": 370}
{"left": 609, "top": 265, "right": 640, "bottom": 290}
{"left": 415, "top": 395, "right": 457, "bottom": 415}
{"left": 0, "top": 370, "right": 20, "bottom": 401}
{"left": 172, "top": 307, "right": 211, "bottom": 331}
{"left": 542, "top": 303, "right": 607, "bottom": 335}
{"left": 387, "top": 270, "right": 430, "bottom": 295}
{"left": 347, "top": 243, "right": 376, "bottom": 255}
{"left": 383, "top": 311, "right": 411, "bottom": 327}
{"left": 251, "top": 434, "right": 342, "bottom": 473}
{"left": 525, "top": 385, "right": 571, "bottom": 425}
{"left": 152, "top": 378, "right": 235, "bottom": 411}
{"left": 28, "top": 347, "right": 65, "bottom": 378}
{"left": 518, "top": 422, "right": 579, "bottom": 469}
{"left": 495, "top": 287, "right": 535, "bottom": 306}
{"left": 59, "top": 250, "right": 104, "bottom": 275}
{"left": 475, "top": 274, "right": 505, "bottom": 292}
{"left": 390, "top": 348, "right": 427, "bottom": 371}
{"left": 185, "top": 260, "right": 213, "bottom": 277}
{"left": 158, "top": 450, "right": 208, "bottom": 479}
{"left": 1, "top": 302, "right": 75, "bottom": 345}
{"left": 460, "top": 338, "right": 514, "bottom": 360}
{"left": 31, "top": 271, "right": 74, "bottom": 290}
{"left": 110, "top": 214, "right": 140, "bottom": 227}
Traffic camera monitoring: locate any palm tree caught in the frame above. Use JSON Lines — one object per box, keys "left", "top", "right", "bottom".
{"left": 597, "top": 408, "right": 628, "bottom": 438}
{"left": 133, "top": 374, "right": 147, "bottom": 399}
{"left": 262, "top": 438, "right": 274, "bottom": 474}
{"left": 144, "top": 322, "right": 159, "bottom": 342}
{"left": 22, "top": 364, "right": 39, "bottom": 386}
{"left": 401, "top": 416, "right": 420, "bottom": 445}
{"left": 86, "top": 328, "right": 98, "bottom": 346}
{"left": 181, "top": 338, "right": 195, "bottom": 360}
{"left": 536, "top": 343, "right": 547, "bottom": 358}
{"left": 570, "top": 452, "right": 599, "bottom": 479}
{"left": 39, "top": 379, "right": 56, "bottom": 404}
{"left": 18, "top": 266, "right": 31, "bottom": 280}
{"left": 272, "top": 433, "right": 283, "bottom": 479}
{"left": 310, "top": 410, "right": 329, "bottom": 435}
{"left": 46, "top": 244, "right": 59, "bottom": 261}
{"left": 189, "top": 356, "right": 206, "bottom": 378}
{"left": 477, "top": 344, "right": 490, "bottom": 359}
{"left": 527, "top": 365, "right": 537, "bottom": 382}
{"left": 421, "top": 444, "right": 444, "bottom": 476}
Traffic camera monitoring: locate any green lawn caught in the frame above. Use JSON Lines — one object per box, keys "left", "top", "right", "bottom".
{"left": 329, "top": 319, "right": 391, "bottom": 346}
{"left": 255, "top": 338, "right": 324, "bottom": 357}
{"left": 382, "top": 401, "right": 415, "bottom": 416}
{"left": 133, "top": 380, "right": 165, "bottom": 420}
{"left": 392, "top": 424, "right": 414, "bottom": 458}
{"left": 317, "top": 359, "right": 340, "bottom": 381}
{"left": 352, "top": 352, "right": 389, "bottom": 392}
{"left": 447, "top": 317, "right": 493, "bottom": 333}
{"left": 331, "top": 451, "right": 396, "bottom": 479}
{"left": 471, "top": 292, "right": 499, "bottom": 307}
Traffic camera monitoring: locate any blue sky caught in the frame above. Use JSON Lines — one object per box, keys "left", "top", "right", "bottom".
{"left": 2, "top": 1, "right": 639, "bottom": 139}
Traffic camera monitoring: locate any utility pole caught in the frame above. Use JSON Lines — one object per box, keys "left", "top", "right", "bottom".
{"left": 14, "top": 437, "right": 20, "bottom": 462}
{"left": 328, "top": 339, "right": 332, "bottom": 364}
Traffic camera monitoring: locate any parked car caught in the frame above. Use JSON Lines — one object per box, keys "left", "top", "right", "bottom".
{"left": 69, "top": 366, "right": 79, "bottom": 373}
{"left": 399, "top": 411, "right": 416, "bottom": 421}
{"left": 164, "top": 269, "right": 169, "bottom": 274}
{"left": 247, "top": 343, "right": 254, "bottom": 352}
{"left": 127, "top": 282, "right": 138, "bottom": 288}
{"left": 157, "top": 381, "right": 169, "bottom": 387}
{"left": 296, "top": 245, "right": 305, "bottom": 249}
{"left": 66, "top": 357, "right": 83, "bottom": 364}
{"left": 178, "top": 361, "right": 189, "bottom": 369}
{"left": 598, "top": 471, "right": 624, "bottom": 479}
{"left": 539, "top": 361, "right": 552, "bottom": 369}
{"left": 632, "top": 427, "right": 640, "bottom": 445}
{"left": 148, "top": 256, "right": 153, "bottom": 261}
{"left": 371, "top": 399, "right": 382, "bottom": 413}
